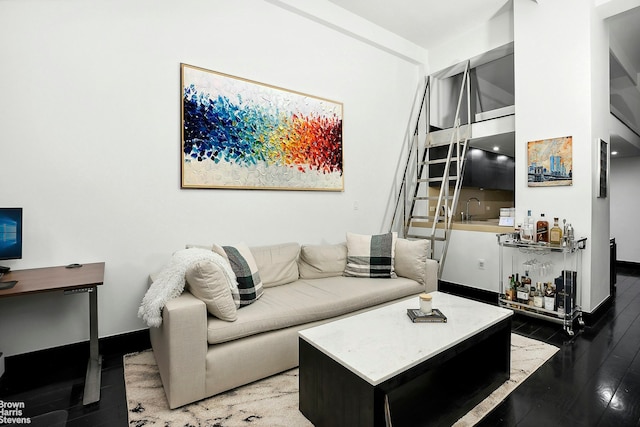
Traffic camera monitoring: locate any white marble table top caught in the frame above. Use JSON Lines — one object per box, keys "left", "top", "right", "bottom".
{"left": 299, "top": 291, "right": 512, "bottom": 386}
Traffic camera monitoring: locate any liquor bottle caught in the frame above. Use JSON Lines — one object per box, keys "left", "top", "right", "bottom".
{"left": 522, "top": 272, "right": 533, "bottom": 305}
{"left": 519, "top": 210, "right": 534, "bottom": 242}
{"left": 516, "top": 274, "right": 528, "bottom": 304}
{"left": 557, "top": 298, "right": 565, "bottom": 317}
{"left": 522, "top": 271, "right": 531, "bottom": 287}
{"left": 530, "top": 282, "right": 536, "bottom": 306}
{"left": 544, "top": 282, "right": 556, "bottom": 310}
{"left": 505, "top": 275, "right": 513, "bottom": 300}
{"left": 534, "top": 282, "right": 544, "bottom": 308}
{"left": 523, "top": 210, "right": 531, "bottom": 242}
{"left": 549, "top": 217, "right": 563, "bottom": 245}
{"left": 565, "top": 223, "right": 574, "bottom": 245}
{"left": 536, "top": 213, "right": 549, "bottom": 243}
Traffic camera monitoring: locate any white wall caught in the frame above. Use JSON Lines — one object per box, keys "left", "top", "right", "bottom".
{"left": 589, "top": 0, "right": 614, "bottom": 312}
{"left": 610, "top": 156, "right": 640, "bottom": 262}
{"left": 0, "top": 0, "right": 421, "bottom": 356}
{"left": 513, "top": 0, "right": 610, "bottom": 313}
{"left": 428, "top": 6, "right": 513, "bottom": 76}
{"left": 440, "top": 230, "right": 501, "bottom": 293}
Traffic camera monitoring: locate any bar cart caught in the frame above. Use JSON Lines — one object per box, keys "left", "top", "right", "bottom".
{"left": 496, "top": 233, "right": 587, "bottom": 336}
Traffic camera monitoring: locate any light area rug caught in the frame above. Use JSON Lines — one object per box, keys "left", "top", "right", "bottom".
{"left": 125, "top": 333, "right": 558, "bottom": 427}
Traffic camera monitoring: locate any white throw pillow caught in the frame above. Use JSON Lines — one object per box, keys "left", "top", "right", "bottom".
{"left": 186, "top": 260, "right": 238, "bottom": 321}
{"left": 394, "top": 238, "right": 429, "bottom": 285}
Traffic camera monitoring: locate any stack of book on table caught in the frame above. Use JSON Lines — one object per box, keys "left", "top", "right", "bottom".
{"left": 406, "top": 308, "right": 447, "bottom": 323}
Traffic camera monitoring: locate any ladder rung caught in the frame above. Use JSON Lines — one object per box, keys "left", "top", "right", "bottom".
{"left": 412, "top": 195, "right": 454, "bottom": 200}
{"left": 426, "top": 139, "right": 467, "bottom": 147}
{"left": 405, "top": 234, "right": 430, "bottom": 239}
{"left": 422, "top": 158, "right": 459, "bottom": 165}
{"left": 419, "top": 176, "right": 459, "bottom": 182}
{"left": 405, "top": 234, "right": 448, "bottom": 242}
{"left": 407, "top": 220, "right": 450, "bottom": 230}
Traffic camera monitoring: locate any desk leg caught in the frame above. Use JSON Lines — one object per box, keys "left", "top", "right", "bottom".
{"left": 83, "top": 286, "right": 102, "bottom": 405}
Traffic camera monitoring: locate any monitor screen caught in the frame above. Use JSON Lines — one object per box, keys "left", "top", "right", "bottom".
{"left": 0, "top": 208, "right": 23, "bottom": 261}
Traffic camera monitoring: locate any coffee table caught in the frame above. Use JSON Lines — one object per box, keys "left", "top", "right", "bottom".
{"left": 298, "top": 291, "right": 513, "bottom": 426}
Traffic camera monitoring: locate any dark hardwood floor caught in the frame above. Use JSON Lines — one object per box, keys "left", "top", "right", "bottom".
{"left": 480, "top": 263, "right": 640, "bottom": 427}
{"left": 0, "top": 265, "right": 638, "bottom": 427}
{"left": 0, "top": 332, "right": 147, "bottom": 427}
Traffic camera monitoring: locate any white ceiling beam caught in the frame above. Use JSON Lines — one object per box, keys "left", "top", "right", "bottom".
{"left": 610, "top": 112, "right": 640, "bottom": 152}
{"left": 596, "top": 0, "right": 640, "bottom": 19}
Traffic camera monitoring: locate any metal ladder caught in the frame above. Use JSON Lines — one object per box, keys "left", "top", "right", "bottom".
{"left": 391, "top": 62, "right": 472, "bottom": 277}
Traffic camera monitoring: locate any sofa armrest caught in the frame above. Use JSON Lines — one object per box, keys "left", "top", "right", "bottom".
{"left": 149, "top": 290, "right": 207, "bottom": 409}
{"left": 424, "top": 259, "right": 438, "bottom": 293}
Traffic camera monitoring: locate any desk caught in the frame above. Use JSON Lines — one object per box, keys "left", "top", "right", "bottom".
{"left": 0, "top": 262, "right": 105, "bottom": 405}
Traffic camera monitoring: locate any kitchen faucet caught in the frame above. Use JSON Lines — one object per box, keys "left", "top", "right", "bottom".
{"left": 465, "top": 197, "right": 480, "bottom": 221}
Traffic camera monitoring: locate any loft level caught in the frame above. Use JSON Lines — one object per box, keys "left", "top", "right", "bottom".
{"left": 428, "top": 106, "right": 515, "bottom": 148}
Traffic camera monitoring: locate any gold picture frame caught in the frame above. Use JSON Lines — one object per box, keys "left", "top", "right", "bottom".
{"left": 181, "top": 64, "right": 344, "bottom": 191}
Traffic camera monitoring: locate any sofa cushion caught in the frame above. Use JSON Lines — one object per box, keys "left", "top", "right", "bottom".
{"left": 250, "top": 243, "right": 300, "bottom": 288}
{"left": 206, "top": 276, "right": 423, "bottom": 345}
{"left": 223, "top": 243, "right": 264, "bottom": 307}
{"left": 185, "top": 260, "right": 238, "bottom": 321}
{"left": 298, "top": 243, "right": 347, "bottom": 279}
{"left": 344, "top": 232, "right": 397, "bottom": 278}
{"left": 395, "top": 238, "right": 429, "bottom": 285}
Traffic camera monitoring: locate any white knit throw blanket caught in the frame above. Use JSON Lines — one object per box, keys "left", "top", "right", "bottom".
{"left": 138, "top": 248, "right": 233, "bottom": 327}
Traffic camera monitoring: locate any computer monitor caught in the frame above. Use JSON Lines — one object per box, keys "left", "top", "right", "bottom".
{"left": 0, "top": 208, "right": 23, "bottom": 264}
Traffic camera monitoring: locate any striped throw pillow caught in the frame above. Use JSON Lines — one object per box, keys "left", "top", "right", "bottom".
{"left": 344, "top": 232, "right": 397, "bottom": 278}
{"left": 223, "top": 243, "right": 264, "bottom": 307}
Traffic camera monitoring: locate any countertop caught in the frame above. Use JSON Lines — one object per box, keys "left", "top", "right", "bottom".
{"left": 411, "top": 218, "right": 514, "bottom": 233}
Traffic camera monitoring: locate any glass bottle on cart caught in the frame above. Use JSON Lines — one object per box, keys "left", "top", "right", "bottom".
{"left": 497, "top": 231, "right": 586, "bottom": 336}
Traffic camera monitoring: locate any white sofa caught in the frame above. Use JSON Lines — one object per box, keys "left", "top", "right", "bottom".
{"left": 149, "top": 236, "right": 438, "bottom": 409}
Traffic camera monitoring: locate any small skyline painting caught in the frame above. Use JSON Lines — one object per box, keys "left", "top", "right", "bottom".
{"left": 181, "top": 64, "right": 344, "bottom": 191}
{"left": 527, "top": 136, "right": 573, "bottom": 187}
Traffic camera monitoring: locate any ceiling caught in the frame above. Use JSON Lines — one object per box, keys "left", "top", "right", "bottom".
{"left": 327, "top": 0, "right": 640, "bottom": 158}
{"left": 327, "top": 1, "right": 640, "bottom": 69}
{"left": 326, "top": 0, "right": 511, "bottom": 50}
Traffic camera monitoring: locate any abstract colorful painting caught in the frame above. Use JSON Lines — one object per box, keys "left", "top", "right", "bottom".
{"left": 527, "top": 136, "right": 573, "bottom": 187}
{"left": 181, "top": 64, "right": 343, "bottom": 191}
